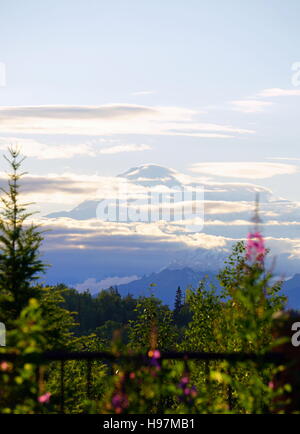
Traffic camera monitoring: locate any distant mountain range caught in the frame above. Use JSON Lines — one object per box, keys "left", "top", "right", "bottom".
{"left": 117, "top": 267, "right": 216, "bottom": 306}
{"left": 116, "top": 266, "right": 300, "bottom": 309}
{"left": 283, "top": 274, "right": 300, "bottom": 309}
{"left": 118, "top": 267, "right": 300, "bottom": 309}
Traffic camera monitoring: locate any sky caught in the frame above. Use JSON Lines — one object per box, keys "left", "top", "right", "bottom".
{"left": 0, "top": 1, "right": 300, "bottom": 289}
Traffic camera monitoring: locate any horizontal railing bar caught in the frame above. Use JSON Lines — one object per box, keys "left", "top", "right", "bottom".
{"left": 0, "top": 351, "right": 287, "bottom": 364}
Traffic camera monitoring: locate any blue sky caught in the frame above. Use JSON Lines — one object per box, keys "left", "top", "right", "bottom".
{"left": 0, "top": 1, "right": 300, "bottom": 287}
{"left": 0, "top": 1, "right": 300, "bottom": 200}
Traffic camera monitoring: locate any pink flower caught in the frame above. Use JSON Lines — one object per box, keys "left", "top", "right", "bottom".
{"left": 0, "top": 362, "right": 8, "bottom": 371}
{"left": 38, "top": 392, "right": 51, "bottom": 404}
{"left": 246, "top": 231, "right": 266, "bottom": 263}
{"left": 181, "top": 376, "right": 189, "bottom": 385}
{"left": 111, "top": 392, "right": 128, "bottom": 413}
{"left": 148, "top": 349, "right": 161, "bottom": 369}
{"left": 153, "top": 350, "right": 161, "bottom": 359}
{"left": 268, "top": 381, "right": 274, "bottom": 389}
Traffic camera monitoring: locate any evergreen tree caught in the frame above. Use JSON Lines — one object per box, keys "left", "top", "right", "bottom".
{"left": 0, "top": 148, "right": 45, "bottom": 323}
{"left": 173, "top": 286, "right": 183, "bottom": 323}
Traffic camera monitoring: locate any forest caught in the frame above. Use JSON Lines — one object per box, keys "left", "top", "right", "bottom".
{"left": 0, "top": 148, "right": 299, "bottom": 414}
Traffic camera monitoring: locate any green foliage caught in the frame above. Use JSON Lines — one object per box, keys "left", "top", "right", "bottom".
{"left": 128, "top": 295, "right": 177, "bottom": 351}
{"left": 0, "top": 148, "right": 45, "bottom": 323}
{"left": 218, "top": 241, "right": 286, "bottom": 352}
{"left": 0, "top": 298, "right": 49, "bottom": 414}
{"left": 61, "top": 286, "right": 138, "bottom": 337}
{"left": 183, "top": 279, "right": 222, "bottom": 352}
{"left": 95, "top": 320, "right": 124, "bottom": 343}
{"left": 0, "top": 149, "right": 295, "bottom": 413}
{"left": 46, "top": 335, "right": 108, "bottom": 414}
{"left": 38, "top": 285, "right": 77, "bottom": 350}
{"left": 102, "top": 358, "right": 187, "bottom": 414}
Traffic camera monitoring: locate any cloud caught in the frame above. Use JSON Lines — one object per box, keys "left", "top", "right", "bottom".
{"left": 38, "top": 213, "right": 300, "bottom": 279}
{"left": 190, "top": 162, "right": 297, "bottom": 179}
{"left": 0, "top": 104, "right": 155, "bottom": 120}
{"left": 268, "top": 157, "right": 300, "bottom": 162}
{"left": 75, "top": 275, "right": 139, "bottom": 293}
{"left": 231, "top": 99, "right": 273, "bottom": 113}
{"left": 0, "top": 137, "right": 96, "bottom": 159}
{"left": 0, "top": 137, "right": 152, "bottom": 159}
{"left": 21, "top": 162, "right": 300, "bottom": 280}
{"left": 204, "top": 201, "right": 252, "bottom": 214}
{"left": 37, "top": 217, "right": 230, "bottom": 252}
{"left": 0, "top": 165, "right": 275, "bottom": 216}
{"left": 258, "top": 88, "right": 300, "bottom": 97}
{"left": 0, "top": 104, "right": 254, "bottom": 138}
{"left": 132, "top": 90, "right": 156, "bottom": 96}
{"left": 204, "top": 219, "right": 300, "bottom": 227}
{"left": 98, "top": 144, "right": 151, "bottom": 154}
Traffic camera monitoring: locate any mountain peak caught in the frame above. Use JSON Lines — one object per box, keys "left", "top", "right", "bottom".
{"left": 118, "top": 164, "right": 182, "bottom": 187}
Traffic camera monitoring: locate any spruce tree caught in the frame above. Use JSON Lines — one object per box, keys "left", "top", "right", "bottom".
{"left": 0, "top": 147, "right": 45, "bottom": 323}
{"left": 174, "top": 286, "right": 183, "bottom": 322}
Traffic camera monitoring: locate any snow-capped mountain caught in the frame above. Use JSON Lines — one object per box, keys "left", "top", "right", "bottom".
{"left": 163, "top": 248, "right": 227, "bottom": 273}
{"left": 45, "top": 164, "right": 300, "bottom": 303}
{"left": 47, "top": 163, "right": 278, "bottom": 219}
{"left": 118, "top": 164, "right": 183, "bottom": 187}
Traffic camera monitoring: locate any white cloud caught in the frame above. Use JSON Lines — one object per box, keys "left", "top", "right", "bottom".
{"left": 268, "top": 157, "right": 300, "bottom": 162}
{"left": 231, "top": 99, "right": 273, "bottom": 113}
{"left": 0, "top": 165, "right": 275, "bottom": 216}
{"left": 98, "top": 144, "right": 151, "bottom": 154}
{"left": 75, "top": 276, "right": 139, "bottom": 293}
{"left": 132, "top": 90, "right": 156, "bottom": 96}
{"left": 259, "top": 88, "right": 300, "bottom": 97}
{"left": 36, "top": 216, "right": 230, "bottom": 252}
{"left": 0, "top": 137, "right": 152, "bottom": 159}
{"left": 0, "top": 104, "right": 254, "bottom": 138}
{"left": 190, "top": 162, "right": 297, "bottom": 179}
{"left": 204, "top": 201, "right": 252, "bottom": 214}
{"left": 0, "top": 137, "right": 96, "bottom": 159}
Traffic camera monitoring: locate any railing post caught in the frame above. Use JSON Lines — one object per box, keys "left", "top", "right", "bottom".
{"left": 227, "top": 366, "right": 233, "bottom": 411}
{"left": 204, "top": 359, "right": 210, "bottom": 412}
{"left": 60, "top": 360, "right": 65, "bottom": 414}
{"left": 86, "top": 359, "right": 92, "bottom": 399}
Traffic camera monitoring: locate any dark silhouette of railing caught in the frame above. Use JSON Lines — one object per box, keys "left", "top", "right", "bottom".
{"left": 0, "top": 351, "right": 287, "bottom": 413}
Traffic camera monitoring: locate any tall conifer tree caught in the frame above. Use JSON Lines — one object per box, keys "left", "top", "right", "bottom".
{"left": 0, "top": 148, "right": 45, "bottom": 323}
{"left": 174, "top": 286, "right": 183, "bottom": 322}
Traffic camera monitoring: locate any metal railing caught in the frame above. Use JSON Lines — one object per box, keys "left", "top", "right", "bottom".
{"left": 0, "top": 350, "right": 287, "bottom": 413}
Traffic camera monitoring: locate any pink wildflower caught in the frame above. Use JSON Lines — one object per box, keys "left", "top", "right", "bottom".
{"left": 246, "top": 231, "right": 266, "bottom": 263}
{"left": 111, "top": 392, "right": 129, "bottom": 413}
{"left": 148, "top": 349, "right": 161, "bottom": 369}
{"left": 153, "top": 350, "right": 161, "bottom": 359}
{"left": 38, "top": 392, "right": 51, "bottom": 404}
{"left": 0, "top": 362, "right": 8, "bottom": 371}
